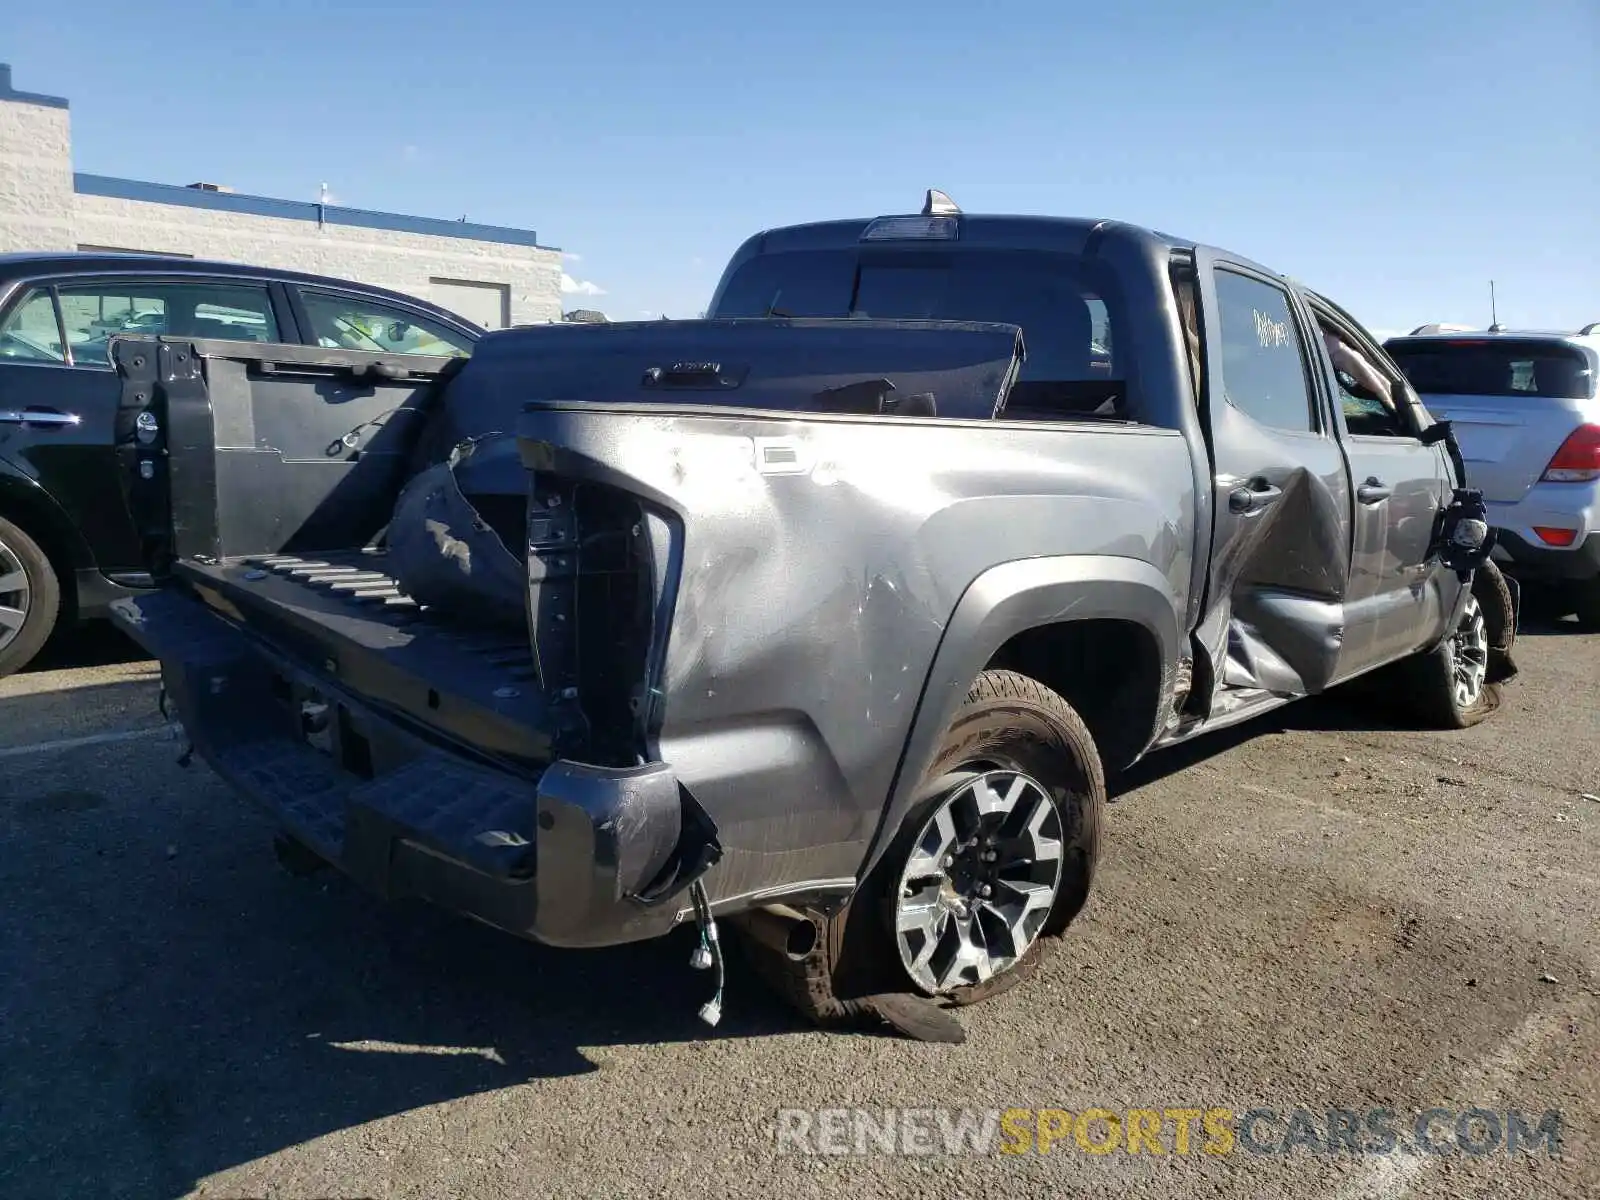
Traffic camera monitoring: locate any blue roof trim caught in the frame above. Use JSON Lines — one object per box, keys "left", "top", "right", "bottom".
{"left": 0, "top": 64, "right": 69, "bottom": 110}
{"left": 72, "top": 172, "right": 552, "bottom": 250}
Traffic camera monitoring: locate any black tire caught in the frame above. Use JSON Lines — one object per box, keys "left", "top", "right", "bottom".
{"left": 1394, "top": 583, "right": 1500, "bottom": 730}
{"left": 741, "top": 669, "right": 1105, "bottom": 1020}
{"left": 1571, "top": 576, "right": 1600, "bottom": 632}
{"left": 0, "top": 515, "right": 61, "bottom": 680}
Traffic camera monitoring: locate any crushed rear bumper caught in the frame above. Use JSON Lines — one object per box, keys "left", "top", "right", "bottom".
{"left": 109, "top": 587, "right": 720, "bottom": 949}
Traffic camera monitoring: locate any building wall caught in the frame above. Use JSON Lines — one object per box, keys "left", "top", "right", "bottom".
{"left": 0, "top": 81, "right": 75, "bottom": 252}
{"left": 70, "top": 193, "right": 562, "bottom": 325}
{"left": 0, "top": 65, "right": 562, "bottom": 327}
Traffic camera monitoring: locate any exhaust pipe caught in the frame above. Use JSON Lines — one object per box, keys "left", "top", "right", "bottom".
{"left": 735, "top": 904, "right": 819, "bottom": 962}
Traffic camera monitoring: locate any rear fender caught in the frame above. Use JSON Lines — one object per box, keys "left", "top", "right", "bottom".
{"left": 0, "top": 457, "right": 96, "bottom": 577}
{"left": 855, "top": 555, "right": 1182, "bottom": 883}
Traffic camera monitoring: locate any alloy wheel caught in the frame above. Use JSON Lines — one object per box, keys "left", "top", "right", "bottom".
{"left": 1451, "top": 593, "right": 1489, "bottom": 710}
{"left": 0, "top": 535, "right": 31, "bottom": 655}
{"left": 894, "top": 769, "right": 1065, "bottom": 994}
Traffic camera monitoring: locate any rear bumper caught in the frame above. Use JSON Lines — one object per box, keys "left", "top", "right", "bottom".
{"left": 1490, "top": 530, "right": 1600, "bottom": 583}
{"left": 109, "top": 587, "right": 719, "bottom": 949}
{"left": 1486, "top": 486, "right": 1598, "bottom": 582}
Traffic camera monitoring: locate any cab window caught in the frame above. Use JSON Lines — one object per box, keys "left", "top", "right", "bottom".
{"left": 1212, "top": 270, "right": 1318, "bottom": 433}
{"left": 299, "top": 291, "right": 474, "bottom": 357}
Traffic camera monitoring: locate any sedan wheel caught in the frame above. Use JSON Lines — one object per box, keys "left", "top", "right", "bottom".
{"left": 0, "top": 533, "right": 34, "bottom": 655}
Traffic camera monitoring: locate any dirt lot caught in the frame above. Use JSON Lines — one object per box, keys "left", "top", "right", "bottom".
{"left": 2, "top": 611, "right": 1596, "bottom": 1200}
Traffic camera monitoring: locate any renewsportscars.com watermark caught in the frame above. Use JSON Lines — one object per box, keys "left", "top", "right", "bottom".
{"left": 773, "top": 1106, "right": 1564, "bottom": 1158}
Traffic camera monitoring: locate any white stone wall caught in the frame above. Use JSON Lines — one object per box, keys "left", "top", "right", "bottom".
{"left": 70, "top": 195, "right": 563, "bottom": 325}
{"left": 0, "top": 97, "right": 75, "bottom": 252}
{"left": 0, "top": 87, "right": 562, "bottom": 327}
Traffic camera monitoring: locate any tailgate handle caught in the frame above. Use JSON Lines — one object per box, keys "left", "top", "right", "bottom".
{"left": 0, "top": 408, "right": 80, "bottom": 428}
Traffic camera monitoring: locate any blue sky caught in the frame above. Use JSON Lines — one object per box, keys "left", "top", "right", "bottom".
{"left": 6, "top": 0, "right": 1596, "bottom": 333}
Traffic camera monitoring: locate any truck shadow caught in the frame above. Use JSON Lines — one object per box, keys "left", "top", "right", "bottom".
{"left": 0, "top": 792, "right": 812, "bottom": 1199}
{"left": 25, "top": 619, "right": 152, "bottom": 672}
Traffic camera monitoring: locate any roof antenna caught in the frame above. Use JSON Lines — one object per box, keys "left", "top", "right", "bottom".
{"left": 1488, "top": 280, "right": 1505, "bottom": 333}
{"left": 923, "top": 188, "right": 961, "bottom": 216}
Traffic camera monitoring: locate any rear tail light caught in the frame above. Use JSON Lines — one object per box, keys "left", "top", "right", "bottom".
{"left": 1541, "top": 424, "right": 1600, "bottom": 482}
{"left": 1532, "top": 526, "right": 1578, "bottom": 547}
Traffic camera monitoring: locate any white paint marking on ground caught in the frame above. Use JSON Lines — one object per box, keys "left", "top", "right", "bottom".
{"left": 0, "top": 726, "right": 164, "bottom": 760}
{"left": 328, "top": 1039, "right": 506, "bottom": 1065}
{"left": 1327, "top": 1004, "right": 1572, "bottom": 1200}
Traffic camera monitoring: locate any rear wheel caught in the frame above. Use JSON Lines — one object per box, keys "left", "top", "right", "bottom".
{"left": 737, "top": 669, "right": 1105, "bottom": 1021}
{"left": 0, "top": 516, "right": 60, "bottom": 679}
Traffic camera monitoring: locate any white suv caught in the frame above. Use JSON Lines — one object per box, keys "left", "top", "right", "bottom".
{"left": 1385, "top": 324, "right": 1600, "bottom": 628}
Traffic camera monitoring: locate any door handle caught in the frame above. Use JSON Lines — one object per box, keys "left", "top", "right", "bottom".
{"left": 1228, "top": 482, "right": 1283, "bottom": 514}
{"left": 1357, "top": 478, "right": 1393, "bottom": 504}
{"left": 0, "top": 408, "right": 81, "bottom": 428}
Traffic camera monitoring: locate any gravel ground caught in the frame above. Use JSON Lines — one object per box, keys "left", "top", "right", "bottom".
{"left": 1, "top": 612, "right": 1595, "bottom": 1200}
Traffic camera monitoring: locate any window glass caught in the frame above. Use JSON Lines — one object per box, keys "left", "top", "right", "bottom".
{"left": 53, "top": 281, "right": 279, "bottom": 363}
{"left": 1385, "top": 339, "right": 1593, "bottom": 400}
{"left": 0, "top": 291, "right": 65, "bottom": 363}
{"left": 1213, "top": 270, "right": 1317, "bottom": 432}
{"left": 713, "top": 248, "right": 1131, "bottom": 418}
{"left": 300, "top": 291, "right": 474, "bottom": 357}
{"left": 1318, "top": 319, "right": 1408, "bottom": 437}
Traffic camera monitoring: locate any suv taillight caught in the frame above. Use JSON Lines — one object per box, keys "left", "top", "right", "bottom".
{"left": 1541, "top": 424, "right": 1600, "bottom": 483}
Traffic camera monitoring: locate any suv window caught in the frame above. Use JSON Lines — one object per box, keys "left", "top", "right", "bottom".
{"left": 0, "top": 291, "right": 66, "bottom": 363}
{"left": 54, "top": 280, "right": 279, "bottom": 364}
{"left": 299, "top": 291, "right": 474, "bottom": 357}
{"left": 1385, "top": 339, "right": 1594, "bottom": 400}
{"left": 1213, "top": 270, "right": 1317, "bottom": 432}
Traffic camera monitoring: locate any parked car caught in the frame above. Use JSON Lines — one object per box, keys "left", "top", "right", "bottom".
{"left": 106, "top": 194, "right": 1517, "bottom": 1036}
{"left": 1384, "top": 324, "right": 1600, "bottom": 628}
{"left": 0, "top": 252, "right": 485, "bottom": 677}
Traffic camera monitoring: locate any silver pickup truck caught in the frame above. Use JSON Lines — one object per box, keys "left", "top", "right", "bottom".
{"left": 107, "top": 193, "right": 1518, "bottom": 1038}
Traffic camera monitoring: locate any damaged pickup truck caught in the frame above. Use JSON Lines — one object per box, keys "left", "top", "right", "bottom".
{"left": 108, "top": 193, "right": 1518, "bottom": 1038}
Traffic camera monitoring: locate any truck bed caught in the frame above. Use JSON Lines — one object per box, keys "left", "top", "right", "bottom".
{"left": 175, "top": 551, "right": 561, "bottom": 768}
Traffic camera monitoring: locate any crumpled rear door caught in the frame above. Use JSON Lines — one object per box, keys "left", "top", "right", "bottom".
{"left": 1188, "top": 252, "right": 1354, "bottom": 708}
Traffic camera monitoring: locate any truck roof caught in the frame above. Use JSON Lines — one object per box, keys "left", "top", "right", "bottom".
{"left": 737, "top": 213, "right": 1198, "bottom": 259}
{"left": 713, "top": 194, "right": 1313, "bottom": 303}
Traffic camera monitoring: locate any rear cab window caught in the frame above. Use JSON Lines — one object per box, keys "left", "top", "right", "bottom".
{"left": 1385, "top": 338, "right": 1596, "bottom": 401}
{"left": 710, "top": 247, "right": 1133, "bottom": 420}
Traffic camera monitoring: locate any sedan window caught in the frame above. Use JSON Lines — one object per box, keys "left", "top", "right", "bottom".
{"left": 299, "top": 291, "right": 475, "bottom": 357}
{"left": 0, "top": 291, "right": 66, "bottom": 363}
{"left": 53, "top": 281, "right": 279, "bottom": 363}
